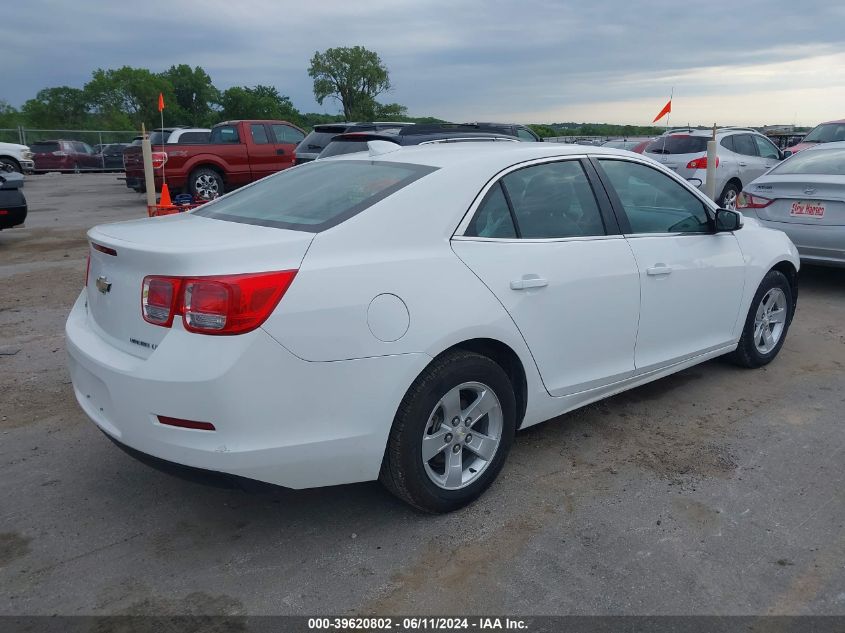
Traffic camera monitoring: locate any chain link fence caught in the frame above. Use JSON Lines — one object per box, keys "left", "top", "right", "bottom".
{"left": 0, "top": 127, "right": 139, "bottom": 172}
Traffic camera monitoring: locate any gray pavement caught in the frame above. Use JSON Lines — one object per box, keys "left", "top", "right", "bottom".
{"left": 1, "top": 173, "right": 843, "bottom": 616}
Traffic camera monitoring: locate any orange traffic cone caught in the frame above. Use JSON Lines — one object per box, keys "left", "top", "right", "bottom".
{"left": 159, "top": 183, "right": 172, "bottom": 207}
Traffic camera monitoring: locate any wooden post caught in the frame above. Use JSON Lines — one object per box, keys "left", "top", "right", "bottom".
{"left": 140, "top": 123, "right": 156, "bottom": 208}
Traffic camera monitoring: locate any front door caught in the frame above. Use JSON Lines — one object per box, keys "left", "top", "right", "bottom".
{"left": 595, "top": 158, "right": 746, "bottom": 371}
{"left": 452, "top": 158, "right": 641, "bottom": 396}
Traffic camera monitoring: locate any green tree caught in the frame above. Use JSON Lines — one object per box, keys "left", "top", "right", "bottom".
{"left": 308, "top": 46, "right": 393, "bottom": 120}
{"left": 528, "top": 124, "right": 558, "bottom": 138}
{"left": 21, "top": 87, "right": 89, "bottom": 128}
{"left": 84, "top": 66, "right": 173, "bottom": 130}
{"left": 0, "top": 100, "right": 22, "bottom": 128}
{"left": 160, "top": 64, "right": 219, "bottom": 127}
{"left": 218, "top": 85, "right": 301, "bottom": 124}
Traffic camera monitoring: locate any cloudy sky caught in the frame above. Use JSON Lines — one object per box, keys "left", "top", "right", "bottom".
{"left": 3, "top": 0, "right": 844, "bottom": 126}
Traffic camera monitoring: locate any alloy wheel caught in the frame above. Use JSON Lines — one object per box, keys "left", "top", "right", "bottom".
{"left": 753, "top": 287, "right": 787, "bottom": 354}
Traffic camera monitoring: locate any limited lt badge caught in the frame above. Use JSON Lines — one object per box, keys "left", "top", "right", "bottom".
{"left": 96, "top": 276, "right": 112, "bottom": 294}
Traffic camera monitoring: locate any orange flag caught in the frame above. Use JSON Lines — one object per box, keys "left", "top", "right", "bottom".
{"left": 157, "top": 93, "right": 165, "bottom": 112}
{"left": 653, "top": 99, "right": 671, "bottom": 122}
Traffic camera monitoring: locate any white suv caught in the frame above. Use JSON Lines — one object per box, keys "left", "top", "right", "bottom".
{"left": 0, "top": 142, "right": 35, "bottom": 173}
{"left": 644, "top": 128, "right": 784, "bottom": 209}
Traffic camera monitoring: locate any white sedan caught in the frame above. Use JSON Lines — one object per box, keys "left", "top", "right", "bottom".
{"left": 66, "top": 142, "right": 800, "bottom": 513}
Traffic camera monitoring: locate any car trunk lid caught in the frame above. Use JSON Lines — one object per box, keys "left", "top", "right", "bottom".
{"left": 749, "top": 175, "right": 845, "bottom": 226}
{"left": 85, "top": 213, "right": 314, "bottom": 358}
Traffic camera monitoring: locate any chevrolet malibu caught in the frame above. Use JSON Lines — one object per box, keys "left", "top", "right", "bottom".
{"left": 66, "top": 143, "right": 800, "bottom": 513}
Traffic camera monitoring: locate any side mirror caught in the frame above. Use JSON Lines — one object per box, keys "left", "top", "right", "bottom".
{"left": 782, "top": 150, "right": 793, "bottom": 159}
{"left": 715, "top": 208, "right": 743, "bottom": 232}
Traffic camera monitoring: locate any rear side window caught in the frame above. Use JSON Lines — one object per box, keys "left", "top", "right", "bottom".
{"left": 193, "top": 160, "right": 437, "bottom": 232}
{"left": 31, "top": 142, "right": 60, "bottom": 153}
{"left": 320, "top": 139, "right": 394, "bottom": 158}
{"left": 298, "top": 128, "right": 347, "bottom": 152}
{"left": 770, "top": 148, "right": 845, "bottom": 175}
{"left": 465, "top": 183, "right": 517, "bottom": 238}
{"left": 516, "top": 127, "right": 538, "bottom": 141}
{"left": 251, "top": 124, "right": 270, "bottom": 144}
{"left": 149, "top": 130, "right": 172, "bottom": 144}
{"left": 720, "top": 136, "right": 735, "bottom": 152}
{"left": 645, "top": 136, "right": 708, "bottom": 154}
{"left": 732, "top": 134, "right": 757, "bottom": 157}
{"left": 210, "top": 125, "right": 240, "bottom": 144}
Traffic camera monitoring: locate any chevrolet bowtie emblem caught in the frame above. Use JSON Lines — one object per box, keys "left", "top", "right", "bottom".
{"left": 96, "top": 276, "right": 112, "bottom": 294}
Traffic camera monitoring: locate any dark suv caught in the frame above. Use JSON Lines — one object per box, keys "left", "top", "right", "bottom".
{"left": 295, "top": 122, "right": 414, "bottom": 164}
{"left": 317, "top": 126, "right": 519, "bottom": 159}
{"left": 460, "top": 122, "right": 543, "bottom": 142}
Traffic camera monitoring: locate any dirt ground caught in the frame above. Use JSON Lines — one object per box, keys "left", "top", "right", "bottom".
{"left": 1, "top": 173, "right": 843, "bottom": 616}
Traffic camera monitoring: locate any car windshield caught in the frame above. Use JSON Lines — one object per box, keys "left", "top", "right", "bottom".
{"left": 193, "top": 160, "right": 437, "bottom": 231}
{"left": 645, "top": 136, "right": 708, "bottom": 154}
{"left": 770, "top": 147, "right": 845, "bottom": 175}
{"left": 801, "top": 123, "right": 845, "bottom": 144}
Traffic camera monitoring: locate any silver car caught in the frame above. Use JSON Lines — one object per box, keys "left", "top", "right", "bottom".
{"left": 644, "top": 128, "right": 785, "bottom": 209}
{"left": 738, "top": 141, "right": 845, "bottom": 267}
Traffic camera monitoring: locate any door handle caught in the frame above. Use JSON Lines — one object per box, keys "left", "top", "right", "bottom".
{"left": 738, "top": 162, "right": 747, "bottom": 166}
{"left": 510, "top": 275, "right": 548, "bottom": 290}
{"left": 646, "top": 265, "right": 673, "bottom": 276}
{"left": 276, "top": 149, "right": 286, "bottom": 155}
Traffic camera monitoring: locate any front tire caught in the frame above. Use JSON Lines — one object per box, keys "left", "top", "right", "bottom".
{"left": 0, "top": 157, "right": 21, "bottom": 173}
{"left": 728, "top": 270, "right": 794, "bottom": 368}
{"left": 380, "top": 350, "right": 516, "bottom": 513}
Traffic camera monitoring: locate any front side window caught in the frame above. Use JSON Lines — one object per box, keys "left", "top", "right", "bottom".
{"left": 599, "top": 159, "right": 711, "bottom": 234}
{"left": 272, "top": 124, "right": 305, "bottom": 144}
{"left": 753, "top": 135, "right": 780, "bottom": 159}
{"left": 193, "top": 160, "right": 437, "bottom": 232}
{"left": 516, "top": 127, "right": 538, "bottom": 141}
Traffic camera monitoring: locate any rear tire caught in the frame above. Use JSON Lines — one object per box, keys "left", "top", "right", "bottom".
{"left": 718, "top": 181, "right": 740, "bottom": 209}
{"left": 380, "top": 350, "right": 516, "bottom": 513}
{"left": 728, "top": 270, "right": 794, "bottom": 368}
{"left": 189, "top": 167, "right": 224, "bottom": 200}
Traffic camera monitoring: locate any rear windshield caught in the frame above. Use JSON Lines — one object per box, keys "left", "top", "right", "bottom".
{"left": 770, "top": 147, "right": 845, "bottom": 175}
{"left": 31, "top": 142, "right": 60, "bottom": 153}
{"left": 802, "top": 123, "right": 845, "bottom": 144}
{"left": 298, "top": 128, "right": 348, "bottom": 154}
{"left": 319, "top": 139, "right": 397, "bottom": 159}
{"left": 645, "top": 136, "right": 708, "bottom": 154}
{"left": 193, "top": 160, "right": 437, "bottom": 232}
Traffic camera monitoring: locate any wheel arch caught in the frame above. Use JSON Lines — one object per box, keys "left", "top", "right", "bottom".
{"left": 188, "top": 161, "right": 226, "bottom": 182}
{"left": 430, "top": 337, "right": 528, "bottom": 429}
{"left": 0, "top": 155, "right": 21, "bottom": 171}
{"left": 770, "top": 259, "right": 799, "bottom": 315}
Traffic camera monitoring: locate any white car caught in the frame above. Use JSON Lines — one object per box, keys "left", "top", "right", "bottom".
{"left": 66, "top": 143, "right": 800, "bottom": 513}
{"left": 0, "top": 141, "right": 35, "bottom": 173}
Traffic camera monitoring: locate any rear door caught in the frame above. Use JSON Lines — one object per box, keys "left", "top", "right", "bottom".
{"left": 246, "top": 123, "right": 278, "bottom": 180}
{"left": 210, "top": 124, "right": 250, "bottom": 184}
{"left": 452, "top": 157, "right": 641, "bottom": 396}
{"left": 270, "top": 124, "right": 305, "bottom": 172}
{"left": 594, "top": 157, "right": 745, "bottom": 371}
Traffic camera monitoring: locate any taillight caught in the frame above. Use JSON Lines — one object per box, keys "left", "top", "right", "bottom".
{"left": 686, "top": 156, "right": 719, "bottom": 169}
{"left": 141, "top": 270, "right": 297, "bottom": 335}
{"left": 737, "top": 192, "right": 773, "bottom": 209}
{"left": 151, "top": 152, "right": 168, "bottom": 170}
{"left": 142, "top": 276, "right": 181, "bottom": 327}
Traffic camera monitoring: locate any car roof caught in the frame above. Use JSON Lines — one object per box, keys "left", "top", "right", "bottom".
{"left": 329, "top": 130, "right": 518, "bottom": 145}
{"left": 334, "top": 141, "right": 636, "bottom": 170}
{"left": 815, "top": 119, "right": 845, "bottom": 125}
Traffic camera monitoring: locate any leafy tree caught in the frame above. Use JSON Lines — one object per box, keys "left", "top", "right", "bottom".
{"left": 21, "top": 87, "right": 89, "bottom": 129}
{"left": 528, "top": 124, "right": 558, "bottom": 138}
{"left": 0, "top": 100, "right": 22, "bottom": 128}
{"left": 160, "top": 64, "right": 219, "bottom": 127}
{"left": 218, "top": 85, "right": 301, "bottom": 124}
{"left": 84, "top": 66, "right": 172, "bottom": 130}
{"left": 308, "top": 46, "right": 393, "bottom": 120}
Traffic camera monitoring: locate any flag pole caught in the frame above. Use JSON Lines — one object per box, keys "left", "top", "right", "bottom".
{"left": 159, "top": 97, "right": 166, "bottom": 187}
{"left": 659, "top": 87, "right": 673, "bottom": 155}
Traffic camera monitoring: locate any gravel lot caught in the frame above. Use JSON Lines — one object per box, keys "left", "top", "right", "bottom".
{"left": 1, "top": 173, "right": 843, "bottom": 616}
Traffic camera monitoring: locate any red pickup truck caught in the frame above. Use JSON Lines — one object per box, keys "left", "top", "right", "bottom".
{"left": 123, "top": 120, "right": 306, "bottom": 198}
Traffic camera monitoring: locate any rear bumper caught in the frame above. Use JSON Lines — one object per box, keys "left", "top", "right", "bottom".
{"left": 65, "top": 291, "right": 431, "bottom": 489}
{"left": 0, "top": 204, "right": 27, "bottom": 229}
{"left": 752, "top": 217, "right": 845, "bottom": 266}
